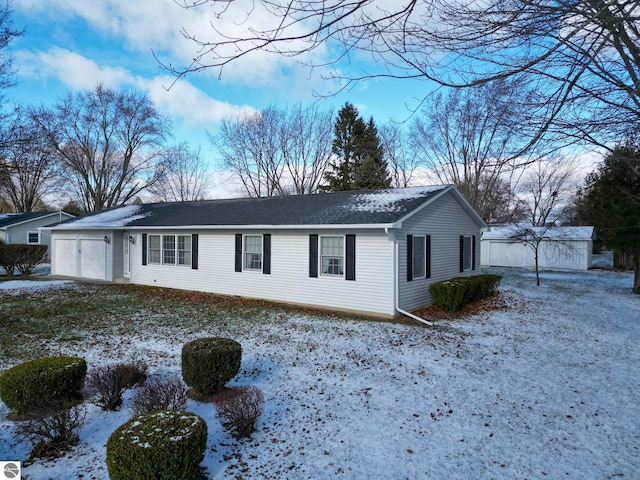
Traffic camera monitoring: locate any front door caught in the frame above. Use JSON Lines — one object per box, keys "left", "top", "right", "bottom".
{"left": 123, "top": 231, "right": 131, "bottom": 277}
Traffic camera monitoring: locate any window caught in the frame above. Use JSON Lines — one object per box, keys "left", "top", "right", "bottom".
{"left": 412, "top": 236, "right": 426, "bottom": 279}
{"left": 461, "top": 235, "right": 474, "bottom": 271}
{"left": 148, "top": 235, "right": 161, "bottom": 264}
{"left": 177, "top": 235, "right": 192, "bottom": 267}
{"left": 162, "top": 235, "right": 176, "bottom": 265}
{"left": 243, "top": 235, "right": 263, "bottom": 271}
{"left": 147, "top": 234, "right": 191, "bottom": 267}
{"left": 27, "top": 231, "right": 40, "bottom": 244}
{"left": 320, "top": 236, "right": 344, "bottom": 276}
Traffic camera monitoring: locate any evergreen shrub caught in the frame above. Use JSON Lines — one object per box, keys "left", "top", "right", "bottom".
{"left": 0, "top": 356, "right": 87, "bottom": 411}
{"left": 182, "top": 337, "right": 242, "bottom": 395}
{"left": 429, "top": 274, "right": 502, "bottom": 311}
{"left": 106, "top": 410, "right": 207, "bottom": 480}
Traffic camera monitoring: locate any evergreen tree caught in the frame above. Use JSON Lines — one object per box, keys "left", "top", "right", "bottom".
{"left": 323, "top": 103, "right": 390, "bottom": 191}
{"left": 352, "top": 117, "right": 391, "bottom": 190}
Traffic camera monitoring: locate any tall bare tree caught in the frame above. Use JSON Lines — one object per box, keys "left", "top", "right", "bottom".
{"left": 409, "top": 79, "right": 534, "bottom": 220}
{"left": 149, "top": 143, "right": 211, "bottom": 202}
{"left": 34, "top": 85, "right": 171, "bottom": 212}
{"left": 0, "top": 108, "right": 61, "bottom": 212}
{"left": 168, "top": 0, "right": 640, "bottom": 148}
{"left": 212, "top": 104, "right": 333, "bottom": 196}
{"left": 517, "top": 156, "right": 579, "bottom": 226}
{"left": 379, "top": 124, "right": 418, "bottom": 188}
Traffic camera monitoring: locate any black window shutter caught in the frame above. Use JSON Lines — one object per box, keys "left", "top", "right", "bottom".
{"left": 235, "top": 234, "right": 242, "bottom": 272}
{"left": 191, "top": 234, "right": 198, "bottom": 270}
{"left": 426, "top": 234, "right": 431, "bottom": 278}
{"left": 309, "top": 234, "right": 318, "bottom": 278}
{"left": 346, "top": 234, "right": 356, "bottom": 281}
{"left": 406, "top": 235, "right": 413, "bottom": 282}
{"left": 142, "top": 234, "right": 147, "bottom": 265}
{"left": 459, "top": 235, "right": 464, "bottom": 272}
{"left": 472, "top": 235, "right": 476, "bottom": 270}
{"left": 263, "top": 234, "right": 271, "bottom": 274}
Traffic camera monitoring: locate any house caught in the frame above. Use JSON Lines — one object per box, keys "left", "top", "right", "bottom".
{"left": 49, "top": 186, "right": 487, "bottom": 318}
{"left": 481, "top": 224, "right": 595, "bottom": 271}
{"left": 0, "top": 212, "right": 75, "bottom": 260}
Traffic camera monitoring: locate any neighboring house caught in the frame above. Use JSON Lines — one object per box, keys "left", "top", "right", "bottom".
{"left": 481, "top": 224, "right": 595, "bottom": 271}
{"left": 49, "top": 186, "right": 487, "bottom": 318}
{"left": 0, "top": 212, "right": 75, "bottom": 260}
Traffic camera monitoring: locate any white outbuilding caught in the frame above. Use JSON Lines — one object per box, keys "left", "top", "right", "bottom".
{"left": 481, "top": 224, "right": 595, "bottom": 271}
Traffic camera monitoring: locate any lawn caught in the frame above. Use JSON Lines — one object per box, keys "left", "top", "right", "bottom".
{"left": 1, "top": 267, "right": 639, "bottom": 479}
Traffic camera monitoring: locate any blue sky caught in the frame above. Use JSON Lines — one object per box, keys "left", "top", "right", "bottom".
{"left": 8, "top": 0, "right": 431, "bottom": 175}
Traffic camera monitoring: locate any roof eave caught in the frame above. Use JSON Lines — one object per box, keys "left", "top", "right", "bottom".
{"left": 50, "top": 223, "right": 398, "bottom": 231}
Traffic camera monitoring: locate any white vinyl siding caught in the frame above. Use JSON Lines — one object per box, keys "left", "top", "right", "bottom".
{"left": 130, "top": 229, "right": 395, "bottom": 317}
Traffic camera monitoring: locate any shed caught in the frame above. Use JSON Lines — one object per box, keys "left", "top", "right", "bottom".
{"left": 481, "top": 224, "right": 595, "bottom": 271}
{"left": 49, "top": 186, "right": 487, "bottom": 318}
{"left": 0, "top": 212, "right": 75, "bottom": 260}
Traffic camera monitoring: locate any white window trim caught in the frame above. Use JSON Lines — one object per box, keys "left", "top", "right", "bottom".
{"left": 27, "top": 231, "right": 40, "bottom": 244}
{"left": 462, "top": 235, "right": 473, "bottom": 272}
{"left": 243, "top": 234, "right": 263, "bottom": 272}
{"left": 412, "top": 235, "right": 426, "bottom": 280}
{"left": 148, "top": 234, "right": 161, "bottom": 265}
{"left": 319, "top": 235, "right": 345, "bottom": 277}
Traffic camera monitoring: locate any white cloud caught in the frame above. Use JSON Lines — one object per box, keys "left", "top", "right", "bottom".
{"left": 145, "top": 76, "right": 257, "bottom": 126}
{"left": 16, "top": 48, "right": 135, "bottom": 90}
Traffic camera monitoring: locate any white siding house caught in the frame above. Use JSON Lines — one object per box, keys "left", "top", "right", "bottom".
{"left": 49, "top": 186, "right": 487, "bottom": 317}
{"left": 481, "top": 224, "right": 595, "bottom": 271}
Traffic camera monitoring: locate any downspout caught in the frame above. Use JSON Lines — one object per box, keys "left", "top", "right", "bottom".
{"left": 385, "top": 227, "right": 434, "bottom": 327}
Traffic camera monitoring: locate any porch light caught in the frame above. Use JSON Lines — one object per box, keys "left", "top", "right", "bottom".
{"left": 104, "top": 236, "right": 110, "bottom": 244}
{"left": 129, "top": 235, "right": 135, "bottom": 244}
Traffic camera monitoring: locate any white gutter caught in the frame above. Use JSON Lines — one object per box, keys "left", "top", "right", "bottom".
{"left": 385, "top": 227, "right": 434, "bottom": 327}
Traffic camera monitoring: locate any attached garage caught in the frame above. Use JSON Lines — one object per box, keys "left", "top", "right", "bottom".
{"left": 52, "top": 233, "right": 111, "bottom": 281}
{"left": 481, "top": 224, "right": 595, "bottom": 271}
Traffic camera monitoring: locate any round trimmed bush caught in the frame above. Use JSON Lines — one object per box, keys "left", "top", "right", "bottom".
{"left": 106, "top": 410, "right": 207, "bottom": 480}
{"left": 0, "top": 356, "right": 87, "bottom": 411}
{"left": 182, "top": 337, "right": 242, "bottom": 395}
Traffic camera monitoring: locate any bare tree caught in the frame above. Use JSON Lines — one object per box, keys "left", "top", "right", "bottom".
{"left": 167, "top": 0, "right": 640, "bottom": 148}
{"left": 517, "top": 156, "right": 579, "bottom": 226}
{"left": 0, "top": 108, "right": 62, "bottom": 212}
{"left": 379, "top": 124, "right": 418, "bottom": 188}
{"left": 33, "top": 85, "right": 171, "bottom": 212}
{"left": 149, "top": 144, "right": 211, "bottom": 202}
{"left": 409, "top": 79, "right": 535, "bottom": 220}
{"left": 211, "top": 104, "right": 333, "bottom": 196}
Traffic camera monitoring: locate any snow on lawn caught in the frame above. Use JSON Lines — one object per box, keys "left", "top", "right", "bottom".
{"left": 1, "top": 268, "right": 639, "bottom": 479}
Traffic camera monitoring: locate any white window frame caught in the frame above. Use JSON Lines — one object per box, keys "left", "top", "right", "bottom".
{"left": 462, "top": 235, "right": 473, "bottom": 271}
{"left": 148, "top": 234, "right": 191, "bottom": 267}
{"left": 320, "top": 235, "right": 344, "bottom": 277}
{"left": 27, "top": 231, "right": 40, "bottom": 244}
{"left": 243, "top": 235, "right": 263, "bottom": 271}
{"left": 412, "top": 235, "right": 426, "bottom": 279}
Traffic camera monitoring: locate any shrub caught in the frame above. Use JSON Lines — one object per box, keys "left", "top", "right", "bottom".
{"left": 215, "top": 386, "right": 264, "bottom": 440}
{"left": 0, "top": 356, "right": 87, "bottom": 412}
{"left": 131, "top": 377, "right": 188, "bottom": 416}
{"left": 106, "top": 410, "right": 207, "bottom": 480}
{"left": 14, "top": 400, "right": 86, "bottom": 459}
{"left": 84, "top": 361, "right": 148, "bottom": 411}
{"left": 429, "top": 274, "right": 502, "bottom": 311}
{"left": 182, "top": 337, "right": 242, "bottom": 395}
{"left": 0, "top": 244, "right": 47, "bottom": 277}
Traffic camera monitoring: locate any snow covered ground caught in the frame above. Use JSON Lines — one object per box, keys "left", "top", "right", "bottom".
{"left": 1, "top": 267, "right": 638, "bottom": 479}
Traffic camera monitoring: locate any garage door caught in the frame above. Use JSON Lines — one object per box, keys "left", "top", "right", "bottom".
{"left": 54, "top": 238, "right": 78, "bottom": 277}
{"left": 489, "top": 241, "right": 524, "bottom": 267}
{"left": 79, "top": 239, "right": 106, "bottom": 280}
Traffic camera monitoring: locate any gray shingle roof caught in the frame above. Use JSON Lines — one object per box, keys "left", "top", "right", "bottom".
{"left": 52, "top": 186, "right": 469, "bottom": 229}
{"left": 0, "top": 212, "right": 64, "bottom": 229}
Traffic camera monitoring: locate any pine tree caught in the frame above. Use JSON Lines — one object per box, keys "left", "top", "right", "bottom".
{"left": 322, "top": 103, "right": 390, "bottom": 191}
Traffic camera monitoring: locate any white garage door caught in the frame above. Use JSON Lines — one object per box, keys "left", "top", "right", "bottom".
{"left": 79, "top": 239, "right": 106, "bottom": 280}
{"left": 489, "top": 241, "right": 524, "bottom": 267}
{"left": 54, "top": 238, "right": 78, "bottom": 277}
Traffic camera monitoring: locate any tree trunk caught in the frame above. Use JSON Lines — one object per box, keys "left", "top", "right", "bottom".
{"left": 633, "top": 256, "right": 640, "bottom": 294}
{"left": 535, "top": 252, "right": 540, "bottom": 286}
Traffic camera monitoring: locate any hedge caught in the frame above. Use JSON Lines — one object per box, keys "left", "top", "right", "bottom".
{"left": 429, "top": 274, "right": 502, "bottom": 311}
{"left": 0, "top": 244, "right": 47, "bottom": 276}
